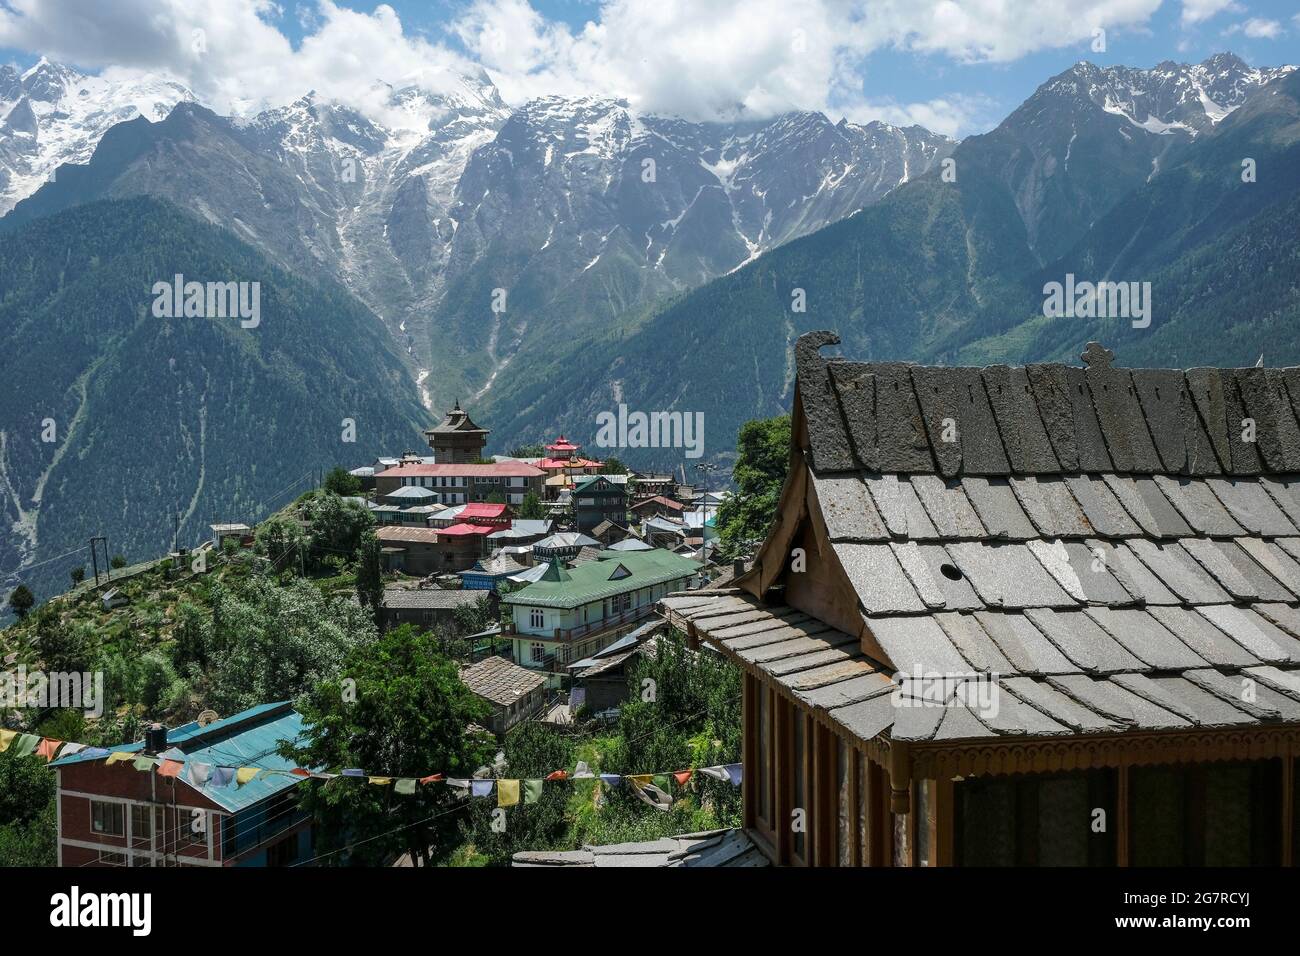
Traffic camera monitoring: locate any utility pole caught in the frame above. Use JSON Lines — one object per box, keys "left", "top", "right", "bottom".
{"left": 88, "top": 536, "right": 105, "bottom": 586}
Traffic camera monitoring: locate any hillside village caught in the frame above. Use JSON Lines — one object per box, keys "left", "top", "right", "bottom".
{"left": 0, "top": 399, "right": 748, "bottom": 868}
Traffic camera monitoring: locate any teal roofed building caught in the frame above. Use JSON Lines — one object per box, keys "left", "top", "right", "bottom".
{"left": 50, "top": 701, "right": 314, "bottom": 867}
{"left": 501, "top": 548, "right": 701, "bottom": 678}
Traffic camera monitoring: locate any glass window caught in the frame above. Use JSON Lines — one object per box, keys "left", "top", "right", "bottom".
{"left": 91, "top": 801, "right": 124, "bottom": 836}
{"left": 956, "top": 770, "right": 1117, "bottom": 866}
{"left": 1131, "top": 761, "right": 1280, "bottom": 866}
{"left": 131, "top": 804, "right": 152, "bottom": 839}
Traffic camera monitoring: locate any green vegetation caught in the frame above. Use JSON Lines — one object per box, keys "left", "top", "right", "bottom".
{"left": 6, "top": 585, "right": 34, "bottom": 620}
{"left": 517, "top": 491, "right": 544, "bottom": 520}
{"left": 322, "top": 467, "right": 363, "bottom": 497}
{"left": 283, "top": 624, "right": 495, "bottom": 866}
{"left": 715, "top": 415, "right": 790, "bottom": 558}
{"left": 0, "top": 196, "right": 426, "bottom": 607}
{"left": 458, "top": 628, "right": 741, "bottom": 865}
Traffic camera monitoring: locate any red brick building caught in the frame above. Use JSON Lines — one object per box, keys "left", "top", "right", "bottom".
{"left": 50, "top": 702, "right": 312, "bottom": 868}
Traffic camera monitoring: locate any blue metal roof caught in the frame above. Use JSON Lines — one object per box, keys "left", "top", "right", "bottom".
{"left": 51, "top": 701, "right": 308, "bottom": 813}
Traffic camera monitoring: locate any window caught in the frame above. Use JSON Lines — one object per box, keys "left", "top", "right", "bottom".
{"left": 91, "top": 800, "right": 125, "bottom": 836}
{"left": 98, "top": 850, "right": 127, "bottom": 866}
{"left": 1130, "top": 761, "right": 1279, "bottom": 866}
{"left": 955, "top": 769, "right": 1117, "bottom": 866}
{"left": 530, "top": 642, "right": 545, "bottom": 662}
{"left": 529, "top": 608, "right": 544, "bottom": 628}
{"left": 131, "top": 804, "right": 152, "bottom": 839}
{"left": 267, "top": 834, "right": 299, "bottom": 867}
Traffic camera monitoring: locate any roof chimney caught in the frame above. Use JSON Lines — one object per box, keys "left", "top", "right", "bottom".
{"left": 144, "top": 723, "right": 168, "bottom": 755}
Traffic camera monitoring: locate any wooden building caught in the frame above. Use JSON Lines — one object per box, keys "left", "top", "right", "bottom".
{"left": 424, "top": 400, "right": 490, "bottom": 463}
{"left": 663, "top": 331, "right": 1300, "bottom": 867}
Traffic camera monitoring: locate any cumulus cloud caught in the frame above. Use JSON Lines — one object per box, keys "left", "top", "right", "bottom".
{"left": 1238, "top": 18, "right": 1283, "bottom": 39}
{"left": 0, "top": 0, "right": 482, "bottom": 127}
{"left": 0, "top": 0, "right": 1169, "bottom": 135}
{"left": 1180, "top": 0, "right": 1242, "bottom": 26}
{"left": 454, "top": 0, "right": 1163, "bottom": 124}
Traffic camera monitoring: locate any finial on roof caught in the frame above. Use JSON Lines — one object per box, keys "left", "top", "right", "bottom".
{"left": 1080, "top": 342, "right": 1114, "bottom": 370}
{"left": 1256, "top": 354, "right": 1264, "bottom": 368}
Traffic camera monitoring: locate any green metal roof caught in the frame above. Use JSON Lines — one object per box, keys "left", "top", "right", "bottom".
{"left": 502, "top": 548, "right": 700, "bottom": 609}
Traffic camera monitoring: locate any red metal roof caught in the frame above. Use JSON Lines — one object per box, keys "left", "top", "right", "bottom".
{"left": 539, "top": 457, "right": 603, "bottom": 469}
{"left": 438, "top": 523, "right": 495, "bottom": 537}
{"left": 546, "top": 434, "right": 581, "bottom": 452}
{"left": 459, "top": 502, "right": 508, "bottom": 519}
{"left": 376, "top": 461, "right": 544, "bottom": 478}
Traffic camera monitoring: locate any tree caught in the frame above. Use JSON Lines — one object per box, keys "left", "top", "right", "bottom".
{"left": 200, "top": 577, "right": 378, "bottom": 714}
{"left": 7, "top": 585, "right": 35, "bottom": 619}
{"left": 69, "top": 567, "right": 85, "bottom": 585}
{"left": 323, "top": 466, "right": 362, "bottom": 497}
{"left": 303, "top": 493, "right": 373, "bottom": 568}
{"left": 507, "top": 444, "right": 545, "bottom": 458}
{"left": 31, "top": 604, "right": 94, "bottom": 673}
{"left": 461, "top": 722, "right": 576, "bottom": 865}
{"left": 517, "top": 491, "right": 544, "bottom": 520}
{"left": 282, "top": 624, "right": 494, "bottom": 866}
{"left": 255, "top": 516, "right": 306, "bottom": 570}
{"left": 715, "top": 414, "right": 790, "bottom": 558}
{"left": 485, "top": 490, "right": 506, "bottom": 505}
{"left": 599, "top": 457, "right": 629, "bottom": 475}
{"left": 355, "top": 530, "right": 384, "bottom": 628}
{"left": 0, "top": 750, "right": 56, "bottom": 867}
{"left": 110, "top": 554, "right": 127, "bottom": 570}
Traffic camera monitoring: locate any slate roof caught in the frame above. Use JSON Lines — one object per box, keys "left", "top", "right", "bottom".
{"left": 382, "top": 587, "right": 484, "bottom": 610}
{"left": 662, "top": 334, "right": 1300, "bottom": 748}
{"left": 511, "top": 828, "right": 767, "bottom": 867}
{"left": 460, "top": 655, "right": 546, "bottom": 707}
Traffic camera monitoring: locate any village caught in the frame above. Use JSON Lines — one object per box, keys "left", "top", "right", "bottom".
{"left": 24, "top": 399, "right": 751, "bottom": 868}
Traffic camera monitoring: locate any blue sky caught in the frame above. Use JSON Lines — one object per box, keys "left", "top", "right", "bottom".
{"left": 2, "top": 0, "right": 1298, "bottom": 136}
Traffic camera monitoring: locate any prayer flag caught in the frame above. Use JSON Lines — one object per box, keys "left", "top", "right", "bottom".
{"left": 36, "top": 738, "right": 63, "bottom": 761}
{"left": 158, "top": 759, "right": 183, "bottom": 778}
{"left": 498, "top": 779, "right": 520, "bottom": 807}
{"left": 395, "top": 778, "right": 417, "bottom": 795}
{"left": 235, "top": 767, "right": 261, "bottom": 786}
{"left": 524, "top": 780, "right": 544, "bottom": 805}
{"left": 471, "top": 779, "right": 494, "bottom": 798}
{"left": 0, "top": 729, "right": 15, "bottom": 753}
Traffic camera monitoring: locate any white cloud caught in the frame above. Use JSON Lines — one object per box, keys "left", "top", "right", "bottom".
{"left": 1241, "top": 18, "right": 1283, "bottom": 39}
{"left": 0, "top": 0, "right": 482, "bottom": 127}
{"left": 1180, "top": 0, "right": 1242, "bottom": 25}
{"left": 453, "top": 0, "right": 1163, "bottom": 125}
{"left": 0, "top": 0, "right": 1169, "bottom": 136}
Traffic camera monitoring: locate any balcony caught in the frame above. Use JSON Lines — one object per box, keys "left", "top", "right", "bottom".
{"left": 503, "top": 603, "right": 657, "bottom": 644}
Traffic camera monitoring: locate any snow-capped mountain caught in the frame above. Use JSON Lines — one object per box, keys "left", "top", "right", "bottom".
{"left": 0, "top": 57, "right": 193, "bottom": 214}
{"left": 965, "top": 52, "right": 1294, "bottom": 264}
{"left": 1054, "top": 52, "right": 1294, "bottom": 135}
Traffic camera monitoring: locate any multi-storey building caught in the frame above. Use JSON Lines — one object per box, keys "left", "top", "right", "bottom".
{"left": 502, "top": 548, "right": 700, "bottom": 677}
{"left": 50, "top": 702, "right": 312, "bottom": 868}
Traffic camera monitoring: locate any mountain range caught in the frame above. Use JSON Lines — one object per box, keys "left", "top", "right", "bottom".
{"left": 1, "top": 51, "right": 1296, "bottom": 606}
